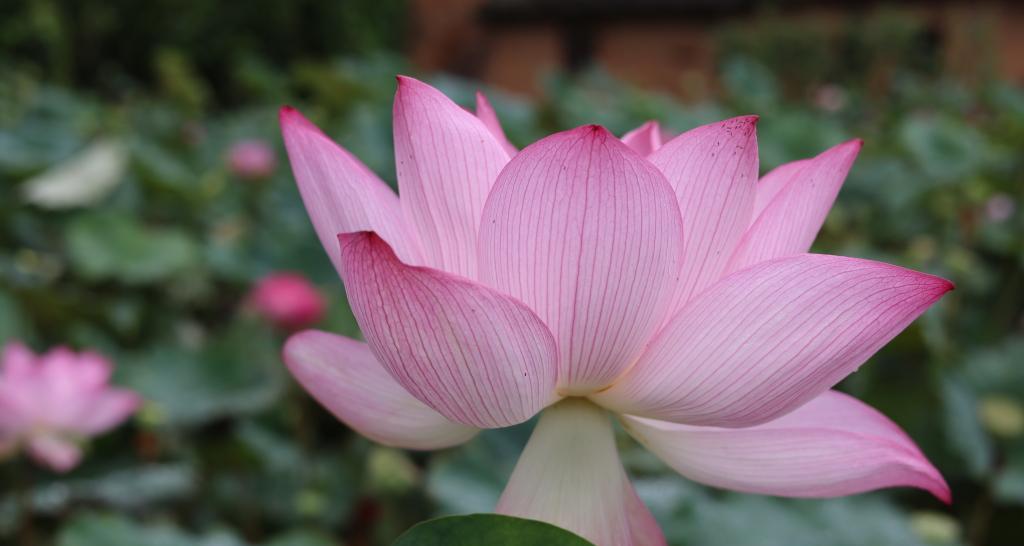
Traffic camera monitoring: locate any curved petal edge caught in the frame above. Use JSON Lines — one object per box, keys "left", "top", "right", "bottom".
{"left": 279, "top": 106, "right": 423, "bottom": 269}
{"left": 727, "top": 139, "right": 862, "bottom": 274}
{"left": 648, "top": 115, "right": 760, "bottom": 315}
{"left": 338, "top": 231, "right": 559, "bottom": 428}
{"left": 284, "top": 330, "right": 478, "bottom": 450}
{"left": 622, "top": 390, "right": 950, "bottom": 503}
{"left": 393, "top": 76, "right": 510, "bottom": 277}
{"left": 621, "top": 121, "right": 664, "bottom": 157}
{"left": 595, "top": 253, "right": 954, "bottom": 427}
{"left": 475, "top": 91, "right": 519, "bottom": 157}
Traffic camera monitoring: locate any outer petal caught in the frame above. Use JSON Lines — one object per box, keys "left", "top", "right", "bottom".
{"left": 478, "top": 125, "right": 684, "bottom": 394}
{"left": 394, "top": 76, "right": 510, "bottom": 278}
{"left": 1, "top": 342, "right": 36, "bottom": 379}
{"left": 752, "top": 159, "right": 810, "bottom": 218}
{"left": 475, "top": 91, "right": 518, "bottom": 157}
{"left": 73, "top": 351, "right": 114, "bottom": 390}
{"left": 622, "top": 390, "right": 950, "bottom": 503}
{"left": 338, "top": 231, "right": 558, "bottom": 428}
{"left": 280, "top": 106, "right": 423, "bottom": 268}
{"left": 283, "top": 330, "right": 478, "bottom": 450}
{"left": 0, "top": 392, "right": 27, "bottom": 438}
{"left": 72, "top": 389, "right": 140, "bottom": 435}
{"left": 38, "top": 347, "right": 86, "bottom": 411}
{"left": 620, "top": 121, "right": 663, "bottom": 157}
{"left": 727, "top": 140, "right": 861, "bottom": 274}
{"left": 0, "top": 346, "right": 39, "bottom": 431}
{"left": 27, "top": 434, "right": 82, "bottom": 473}
{"left": 594, "top": 254, "right": 953, "bottom": 427}
{"left": 497, "top": 399, "right": 666, "bottom": 546}
{"left": 648, "top": 116, "right": 759, "bottom": 315}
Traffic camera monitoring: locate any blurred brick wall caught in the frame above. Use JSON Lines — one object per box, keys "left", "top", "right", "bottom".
{"left": 408, "top": 0, "right": 1024, "bottom": 97}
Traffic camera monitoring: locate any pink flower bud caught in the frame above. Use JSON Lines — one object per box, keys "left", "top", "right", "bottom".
{"left": 227, "top": 139, "right": 276, "bottom": 180}
{"left": 814, "top": 84, "right": 847, "bottom": 113}
{"left": 985, "top": 193, "right": 1015, "bottom": 223}
{"left": 248, "top": 272, "right": 326, "bottom": 330}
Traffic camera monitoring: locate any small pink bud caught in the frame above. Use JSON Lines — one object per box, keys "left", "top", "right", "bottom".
{"left": 248, "top": 273, "right": 326, "bottom": 330}
{"left": 227, "top": 139, "right": 276, "bottom": 180}
{"left": 985, "top": 193, "right": 1015, "bottom": 223}
{"left": 814, "top": 84, "right": 847, "bottom": 113}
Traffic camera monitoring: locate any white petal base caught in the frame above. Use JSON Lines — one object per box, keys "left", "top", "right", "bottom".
{"left": 497, "top": 398, "right": 665, "bottom": 546}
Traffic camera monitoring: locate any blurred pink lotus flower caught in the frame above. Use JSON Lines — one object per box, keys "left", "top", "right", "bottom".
{"left": 279, "top": 77, "right": 953, "bottom": 545}
{"left": 0, "top": 343, "right": 141, "bottom": 472}
{"left": 227, "top": 139, "right": 276, "bottom": 179}
{"left": 249, "top": 272, "right": 326, "bottom": 330}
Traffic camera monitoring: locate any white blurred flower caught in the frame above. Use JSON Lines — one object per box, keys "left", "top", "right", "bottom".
{"left": 22, "top": 140, "right": 128, "bottom": 209}
{"left": 978, "top": 395, "right": 1024, "bottom": 438}
{"left": 910, "top": 511, "right": 960, "bottom": 544}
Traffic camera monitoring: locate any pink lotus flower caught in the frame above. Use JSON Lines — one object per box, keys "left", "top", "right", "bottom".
{"left": 279, "top": 77, "right": 953, "bottom": 545}
{"left": 227, "top": 139, "right": 276, "bottom": 180}
{"left": 0, "top": 343, "right": 141, "bottom": 472}
{"left": 248, "top": 272, "right": 327, "bottom": 330}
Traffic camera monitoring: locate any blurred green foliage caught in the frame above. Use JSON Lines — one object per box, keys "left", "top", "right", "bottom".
{"left": 1, "top": 5, "right": 1023, "bottom": 546}
{"left": 717, "top": 8, "right": 951, "bottom": 97}
{"left": 0, "top": 0, "right": 407, "bottom": 105}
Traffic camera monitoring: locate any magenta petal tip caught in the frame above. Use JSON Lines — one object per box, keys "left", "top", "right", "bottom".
{"left": 278, "top": 105, "right": 298, "bottom": 122}
{"left": 935, "top": 482, "right": 953, "bottom": 505}
{"left": 337, "top": 228, "right": 385, "bottom": 256}
{"left": 395, "top": 74, "right": 426, "bottom": 90}
{"left": 709, "top": 115, "right": 759, "bottom": 138}
{"left": 832, "top": 137, "right": 864, "bottom": 157}
{"left": 566, "top": 124, "right": 613, "bottom": 140}
{"left": 915, "top": 462, "right": 953, "bottom": 505}
{"left": 394, "top": 75, "right": 431, "bottom": 98}
{"left": 914, "top": 269, "right": 956, "bottom": 295}
{"left": 337, "top": 230, "right": 379, "bottom": 252}
{"left": 728, "top": 114, "right": 759, "bottom": 129}
{"left": 278, "top": 106, "right": 321, "bottom": 135}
